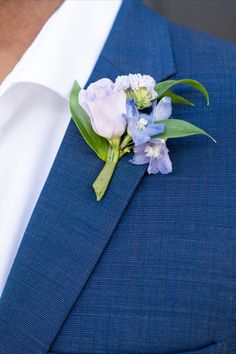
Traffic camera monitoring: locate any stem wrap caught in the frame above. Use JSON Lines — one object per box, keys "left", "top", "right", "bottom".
{"left": 93, "top": 160, "right": 118, "bottom": 201}
{"left": 93, "top": 138, "right": 120, "bottom": 201}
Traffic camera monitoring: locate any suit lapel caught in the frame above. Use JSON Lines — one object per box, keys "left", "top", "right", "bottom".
{"left": 0, "top": 1, "right": 176, "bottom": 353}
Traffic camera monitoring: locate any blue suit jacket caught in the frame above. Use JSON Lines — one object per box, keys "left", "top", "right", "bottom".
{"left": 0, "top": 1, "right": 236, "bottom": 353}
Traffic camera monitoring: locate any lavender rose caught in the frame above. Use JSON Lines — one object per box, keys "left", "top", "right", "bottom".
{"left": 79, "top": 78, "right": 127, "bottom": 139}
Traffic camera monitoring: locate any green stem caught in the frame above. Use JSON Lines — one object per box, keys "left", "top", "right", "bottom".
{"left": 93, "top": 160, "right": 118, "bottom": 201}
{"left": 120, "top": 134, "right": 131, "bottom": 150}
{"left": 119, "top": 147, "right": 131, "bottom": 158}
{"left": 93, "top": 140, "right": 120, "bottom": 201}
{"left": 107, "top": 138, "right": 120, "bottom": 163}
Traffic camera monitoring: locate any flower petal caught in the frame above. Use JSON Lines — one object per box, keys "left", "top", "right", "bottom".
{"left": 131, "top": 130, "right": 150, "bottom": 146}
{"left": 130, "top": 153, "right": 149, "bottom": 165}
{"left": 87, "top": 93, "right": 126, "bottom": 138}
{"left": 133, "top": 144, "right": 148, "bottom": 154}
{"left": 79, "top": 79, "right": 126, "bottom": 139}
{"left": 145, "top": 123, "right": 165, "bottom": 138}
{"left": 126, "top": 98, "right": 139, "bottom": 121}
{"left": 147, "top": 157, "right": 160, "bottom": 174}
{"left": 158, "top": 153, "right": 173, "bottom": 174}
{"left": 79, "top": 89, "right": 92, "bottom": 117}
{"left": 153, "top": 96, "right": 172, "bottom": 121}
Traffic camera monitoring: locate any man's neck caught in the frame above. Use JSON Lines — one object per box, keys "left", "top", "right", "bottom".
{"left": 0, "top": 0, "right": 63, "bottom": 83}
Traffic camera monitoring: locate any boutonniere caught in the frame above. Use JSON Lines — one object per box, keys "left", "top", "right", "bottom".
{"left": 70, "top": 74, "right": 216, "bottom": 201}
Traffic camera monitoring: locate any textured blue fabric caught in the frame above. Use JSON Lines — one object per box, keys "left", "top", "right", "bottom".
{"left": 0, "top": 0, "right": 236, "bottom": 353}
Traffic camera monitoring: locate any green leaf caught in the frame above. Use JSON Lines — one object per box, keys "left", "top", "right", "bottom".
{"left": 159, "top": 90, "right": 195, "bottom": 107}
{"left": 155, "top": 119, "right": 216, "bottom": 143}
{"left": 155, "top": 79, "right": 209, "bottom": 106}
{"left": 70, "top": 81, "right": 109, "bottom": 161}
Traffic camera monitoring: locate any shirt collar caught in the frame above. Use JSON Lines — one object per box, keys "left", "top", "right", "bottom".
{"left": 0, "top": 0, "right": 122, "bottom": 100}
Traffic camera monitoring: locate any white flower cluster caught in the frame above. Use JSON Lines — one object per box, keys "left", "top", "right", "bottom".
{"left": 115, "top": 73, "right": 158, "bottom": 100}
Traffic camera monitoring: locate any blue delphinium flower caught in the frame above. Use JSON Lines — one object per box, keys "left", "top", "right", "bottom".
{"left": 152, "top": 96, "right": 172, "bottom": 121}
{"left": 124, "top": 99, "right": 165, "bottom": 146}
{"left": 130, "top": 139, "right": 172, "bottom": 174}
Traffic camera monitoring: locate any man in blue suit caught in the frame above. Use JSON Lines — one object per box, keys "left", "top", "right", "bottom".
{"left": 0, "top": 0, "right": 235, "bottom": 353}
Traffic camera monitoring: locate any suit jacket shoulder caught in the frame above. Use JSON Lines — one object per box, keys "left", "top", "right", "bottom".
{"left": 168, "top": 21, "right": 236, "bottom": 74}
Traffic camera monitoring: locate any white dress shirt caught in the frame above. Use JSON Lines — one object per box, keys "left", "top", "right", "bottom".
{"left": 0, "top": 0, "right": 122, "bottom": 297}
